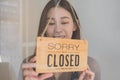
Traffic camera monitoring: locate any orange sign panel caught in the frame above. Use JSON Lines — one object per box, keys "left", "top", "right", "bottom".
{"left": 36, "top": 37, "right": 88, "bottom": 73}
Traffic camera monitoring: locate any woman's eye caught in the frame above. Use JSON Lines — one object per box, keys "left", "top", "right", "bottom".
{"left": 49, "top": 22, "right": 55, "bottom": 25}
{"left": 61, "top": 22, "right": 69, "bottom": 24}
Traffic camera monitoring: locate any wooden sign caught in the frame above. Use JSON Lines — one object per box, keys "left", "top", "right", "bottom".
{"left": 36, "top": 37, "right": 88, "bottom": 73}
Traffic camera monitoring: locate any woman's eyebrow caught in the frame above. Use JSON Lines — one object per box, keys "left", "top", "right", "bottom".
{"left": 47, "top": 16, "right": 70, "bottom": 20}
{"left": 61, "top": 16, "right": 70, "bottom": 19}
{"left": 47, "top": 17, "right": 55, "bottom": 20}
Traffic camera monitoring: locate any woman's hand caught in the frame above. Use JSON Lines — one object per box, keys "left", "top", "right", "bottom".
{"left": 22, "top": 56, "right": 53, "bottom": 80}
{"left": 79, "top": 67, "right": 95, "bottom": 80}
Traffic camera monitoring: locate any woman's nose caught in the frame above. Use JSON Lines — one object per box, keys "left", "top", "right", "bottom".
{"left": 54, "top": 24, "right": 62, "bottom": 33}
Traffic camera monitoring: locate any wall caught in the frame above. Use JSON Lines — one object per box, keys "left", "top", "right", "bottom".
{"left": 74, "top": 0, "right": 120, "bottom": 80}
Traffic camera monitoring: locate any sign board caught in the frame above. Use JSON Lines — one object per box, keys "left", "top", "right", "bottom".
{"left": 36, "top": 37, "right": 88, "bottom": 73}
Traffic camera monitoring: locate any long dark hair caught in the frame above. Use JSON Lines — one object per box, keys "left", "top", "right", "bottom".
{"left": 37, "top": 0, "right": 81, "bottom": 39}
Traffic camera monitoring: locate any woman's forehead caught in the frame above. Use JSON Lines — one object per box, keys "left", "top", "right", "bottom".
{"left": 47, "top": 7, "right": 72, "bottom": 19}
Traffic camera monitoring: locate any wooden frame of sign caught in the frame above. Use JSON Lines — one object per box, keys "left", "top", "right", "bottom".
{"left": 36, "top": 37, "right": 88, "bottom": 73}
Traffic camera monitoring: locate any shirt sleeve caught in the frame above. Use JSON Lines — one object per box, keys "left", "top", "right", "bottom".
{"left": 88, "top": 57, "right": 101, "bottom": 80}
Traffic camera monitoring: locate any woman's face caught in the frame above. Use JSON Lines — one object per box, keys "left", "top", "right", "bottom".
{"left": 46, "top": 7, "right": 76, "bottom": 39}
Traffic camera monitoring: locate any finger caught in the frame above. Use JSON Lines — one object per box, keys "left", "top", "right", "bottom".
{"left": 86, "top": 70, "right": 95, "bottom": 75}
{"left": 22, "top": 63, "right": 36, "bottom": 69}
{"left": 87, "top": 65, "right": 91, "bottom": 70}
{"left": 85, "top": 70, "right": 95, "bottom": 80}
{"left": 38, "top": 73, "right": 53, "bottom": 80}
{"left": 25, "top": 76, "right": 37, "bottom": 80}
{"left": 29, "top": 56, "right": 36, "bottom": 63}
{"left": 23, "top": 69, "right": 38, "bottom": 77}
{"left": 78, "top": 71, "right": 86, "bottom": 80}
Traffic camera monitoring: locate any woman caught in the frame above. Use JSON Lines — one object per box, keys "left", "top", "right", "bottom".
{"left": 21, "top": 0, "right": 100, "bottom": 80}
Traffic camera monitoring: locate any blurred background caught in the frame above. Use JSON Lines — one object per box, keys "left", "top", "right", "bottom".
{"left": 0, "top": 0, "right": 120, "bottom": 80}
